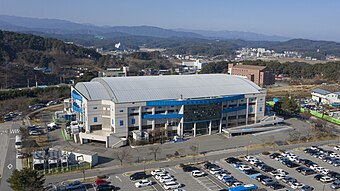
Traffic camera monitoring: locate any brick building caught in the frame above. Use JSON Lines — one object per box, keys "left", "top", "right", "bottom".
{"left": 228, "top": 63, "right": 275, "bottom": 87}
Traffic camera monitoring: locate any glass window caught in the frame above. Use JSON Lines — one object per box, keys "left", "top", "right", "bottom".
{"left": 131, "top": 118, "right": 135, "bottom": 124}
{"left": 93, "top": 117, "right": 97, "bottom": 123}
{"left": 259, "top": 107, "right": 263, "bottom": 112}
{"left": 93, "top": 107, "right": 97, "bottom": 109}
{"left": 119, "top": 109, "right": 124, "bottom": 112}
{"left": 112, "top": 119, "right": 114, "bottom": 125}
{"left": 120, "top": 120, "right": 124, "bottom": 126}
{"left": 249, "top": 107, "right": 253, "bottom": 112}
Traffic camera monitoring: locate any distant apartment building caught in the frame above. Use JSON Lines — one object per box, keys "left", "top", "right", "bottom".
{"left": 98, "top": 67, "right": 129, "bottom": 77}
{"left": 176, "top": 60, "right": 208, "bottom": 74}
{"left": 228, "top": 63, "right": 275, "bottom": 87}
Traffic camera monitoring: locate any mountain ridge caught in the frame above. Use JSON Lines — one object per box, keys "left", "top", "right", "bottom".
{"left": 0, "top": 15, "right": 289, "bottom": 41}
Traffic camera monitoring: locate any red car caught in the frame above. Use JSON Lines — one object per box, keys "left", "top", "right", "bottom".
{"left": 95, "top": 179, "right": 108, "bottom": 185}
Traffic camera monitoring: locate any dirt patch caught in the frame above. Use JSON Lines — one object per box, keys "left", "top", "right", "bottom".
{"left": 267, "top": 83, "right": 340, "bottom": 99}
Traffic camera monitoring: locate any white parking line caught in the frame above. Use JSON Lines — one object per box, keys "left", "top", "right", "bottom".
{"left": 115, "top": 175, "right": 122, "bottom": 182}
{"left": 168, "top": 167, "right": 177, "bottom": 174}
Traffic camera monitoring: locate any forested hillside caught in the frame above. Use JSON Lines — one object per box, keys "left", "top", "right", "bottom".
{"left": 0, "top": 30, "right": 105, "bottom": 88}
{"left": 200, "top": 60, "right": 340, "bottom": 82}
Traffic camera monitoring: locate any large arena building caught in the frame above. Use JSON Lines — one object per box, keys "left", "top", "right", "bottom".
{"left": 71, "top": 74, "right": 266, "bottom": 147}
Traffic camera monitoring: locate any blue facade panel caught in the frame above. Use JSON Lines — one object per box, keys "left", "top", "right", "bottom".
{"left": 143, "top": 113, "right": 184, "bottom": 119}
{"left": 146, "top": 95, "right": 244, "bottom": 106}
{"left": 72, "top": 104, "right": 82, "bottom": 113}
{"left": 222, "top": 105, "right": 247, "bottom": 113}
{"left": 72, "top": 90, "right": 83, "bottom": 101}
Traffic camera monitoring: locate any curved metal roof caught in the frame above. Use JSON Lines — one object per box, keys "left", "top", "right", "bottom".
{"left": 75, "top": 74, "right": 262, "bottom": 103}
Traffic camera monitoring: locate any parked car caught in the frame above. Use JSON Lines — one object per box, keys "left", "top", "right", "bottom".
{"left": 29, "top": 130, "right": 43, "bottom": 136}
{"left": 224, "top": 179, "right": 238, "bottom": 186}
{"left": 159, "top": 176, "right": 175, "bottom": 183}
{"left": 239, "top": 165, "right": 252, "bottom": 171}
{"left": 95, "top": 179, "right": 108, "bottom": 185}
{"left": 204, "top": 162, "right": 218, "bottom": 169}
{"left": 275, "top": 174, "right": 286, "bottom": 180}
{"left": 314, "top": 174, "right": 324, "bottom": 181}
{"left": 269, "top": 153, "right": 281, "bottom": 159}
{"left": 327, "top": 171, "right": 340, "bottom": 179}
{"left": 334, "top": 146, "right": 340, "bottom": 151}
{"left": 182, "top": 165, "right": 200, "bottom": 172}
{"left": 163, "top": 181, "right": 181, "bottom": 190}
{"left": 296, "top": 167, "right": 306, "bottom": 173}
{"left": 245, "top": 156, "right": 257, "bottom": 162}
{"left": 243, "top": 169, "right": 260, "bottom": 175}
{"left": 299, "top": 185, "right": 314, "bottom": 191}
{"left": 231, "top": 181, "right": 243, "bottom": 187}
{"left": 155, "top": 173, "right": 169, "bottom": 180}
{"left": 269, "top": 183, "right": 285, "bottom": 190}
{"left": 301, "top": 168, "right": 315, "bottom": 176}
{"left": 135, "top": 179, "right": 152, "bottom": 188}
{"left": 320, "top": 176, "right": 334, "bottom": 183}
{"left": 256, "top": 175, "right": 270, "bottom": 182}
{"left": 329, "top": 180, "right": 340, "bottom": 190}
{"left": 282, "top": 176, "right": 297, "bottom": 184}
{"left": 261, "top": 178, "right": 276, "bottom": 186}
{"left": 95, "top": 184, "right": 115, "bottom": 191}
{"left": 209, "top": 167, "right": 222, "bottom": 174}
{"left": 191, "top": 170, "right": 205, "bottom": 177}
{"left": 130, "top": 172, "right": 147, "bottom": 180}
{"left": 151, "top": 169, "right": 166, "bottom": 176}
{"left": 217, "top": 174, "right": 233, "bottom": 180}
{"left": 291, "top": 182, "right": 304, "bottom": 189}
{"left": 225, "top": 157, "right": 241, "bottom": 164}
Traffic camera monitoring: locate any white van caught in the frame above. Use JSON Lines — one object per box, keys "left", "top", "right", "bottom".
{"left": 15, "top": 135, "right": 22, "bottom": 149}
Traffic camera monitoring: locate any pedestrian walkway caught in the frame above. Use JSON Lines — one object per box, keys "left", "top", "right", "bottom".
{"left": 0, "top": 129, "right": 20, "bottom": 134}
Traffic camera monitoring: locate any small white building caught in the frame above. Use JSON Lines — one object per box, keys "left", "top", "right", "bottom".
{"left": 181, "top": 60, "right": 207, "bottom": 71}
{"left": 311, "top": 88, "right": 340, "bottom": 105}
{"left": 326, "top": 92, "right": 340, "bottom": 104}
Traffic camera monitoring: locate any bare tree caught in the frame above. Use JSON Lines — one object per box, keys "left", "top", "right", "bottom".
{"left": 134, "top": 147, "right": 141, "bottom": 163}
{"left": 114, "top": 148, "right": 130, "bottom": 166}
{"left": 288, "top": 129, "right": 301, "bottom": 142}
{"left": 190, "top": 144, "right": 198, "bottom": 162}
{"left": 305, "top": 128, "right": 313, "bottom": 142}
{"left": 149, "top": 146, "right": 161, "bottom": 161}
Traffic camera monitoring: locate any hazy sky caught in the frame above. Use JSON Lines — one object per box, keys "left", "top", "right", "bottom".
{"left": 1, "top": 0, "right": 339, "bottom": 41}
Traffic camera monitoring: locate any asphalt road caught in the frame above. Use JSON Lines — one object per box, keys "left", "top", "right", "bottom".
{"left": 0, "top": 120, "right": 21, "bottom": 191}
{"left": 45, "top": 139, "right": 339, "bottom": 186}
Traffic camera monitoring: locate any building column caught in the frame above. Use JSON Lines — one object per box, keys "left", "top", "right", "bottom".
{"left": 178, "top": 105, "right": 185, "bottom": 137}
{"left": 219, "top": 119, "right": 222, "bottom": 133}
{"left": 165, "top": 110, "right": 168, "bottom": 136}
{"left": 152, "top": 107, "right": 155, "bottom": 130}
{"left": 138, "top": 106, "right": 142, "bottom": 131}
{"left": 246, "top": 98, "right": 249, "bottom": 125}
{"left": 254, "top": 97, "right": 258, "bottom": 124}
{"left": 193, "top": 122, "right": 197, "bottom": 137}
{"left": 209, "top": 121, "right": 212, "bottom": 135}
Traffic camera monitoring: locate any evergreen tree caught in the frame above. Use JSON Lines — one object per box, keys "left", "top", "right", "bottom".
{"left": 7, "top": 168, "right": 45, "bottom": 191}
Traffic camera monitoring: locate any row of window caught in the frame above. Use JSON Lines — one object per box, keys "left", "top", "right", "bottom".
{"left": 92, "top": 107, "right": 262, "bottom": 125}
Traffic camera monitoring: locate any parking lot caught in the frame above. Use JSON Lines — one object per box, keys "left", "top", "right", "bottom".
{"left": 239, "top": 144, "right": 340, "bottom": 191}
{"left": 59, "top": 144, "right": 340, "bottom": 191}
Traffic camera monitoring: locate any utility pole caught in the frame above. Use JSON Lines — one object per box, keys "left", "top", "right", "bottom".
{"left": 5, "top": 62, "right": 8, "bottom": 88}
{"left": 35, "top": 75, "right": 38, "bottom": 87}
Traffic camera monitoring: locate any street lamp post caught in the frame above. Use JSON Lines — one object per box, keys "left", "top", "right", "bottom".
{"left": 143, "top": 158, "right": 146, "bottom": 172}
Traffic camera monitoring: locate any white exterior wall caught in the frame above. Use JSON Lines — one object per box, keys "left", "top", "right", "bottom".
{"left": 326, "top": 93, "right": 340, "bottom": 104}
{"left": 73, "top": 85, "right": 267, "bottom": 144}
{"left": 311, "top": 92, "right": 328, "bottom": 103}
